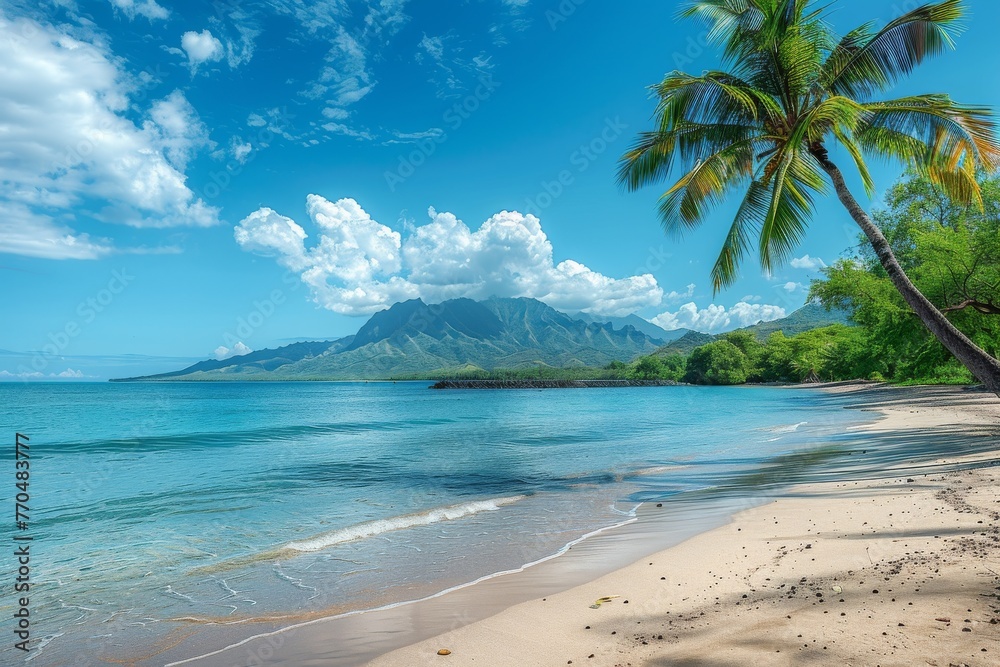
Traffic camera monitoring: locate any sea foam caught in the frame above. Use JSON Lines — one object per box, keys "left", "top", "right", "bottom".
{"left": 284, "top": 495, "right": 526, "bottom": 553}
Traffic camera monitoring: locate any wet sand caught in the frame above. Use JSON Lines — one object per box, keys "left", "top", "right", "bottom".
{"left": 368, "top": 384, "right": 1000, "bottom": 666}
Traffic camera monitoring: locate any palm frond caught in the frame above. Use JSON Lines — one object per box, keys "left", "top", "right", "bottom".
{"left": 616, "top": 122, "right": 759, "bottom": 191}
{"left": 832, "top": 126, "right": 876, "bottom": 197}
{"left": 821, "top": 0, "right": 964, "bottom": 99}
{"left": 857, "top": 95, "right": 1000, "bottom": 204}
{"left": 652, "top": 71, "right": 782, "bottom": 127}
{"left": 680, "top": 0, "right": 765, "bottom": 63}
{"left": 758, "top": 147, "right": 825, "bottom": 273}
{"left": 711, "top": 180, "right": 769, "bottom": 292}
{"left": 655, "top": 139, "right": 759, "bottom": 234}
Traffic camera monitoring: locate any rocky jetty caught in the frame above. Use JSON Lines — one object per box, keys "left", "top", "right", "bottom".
{"left": 430, "top": 379, "right": 679, "bottom": 389}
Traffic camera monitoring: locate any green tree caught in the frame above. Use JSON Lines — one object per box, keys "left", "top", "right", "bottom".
{"left": 685, "top": 340, "right": 750, "bottom": 385}
{"left": 813, "top": 173, "right": 1000, "bottom": 381}
{"left": 658, "top": 353, "right": 687, "bottom": 381}
{"left": 618, "top": 0, "right": 1000, "bottom": 395}
{"left": 721, "top": 330, "right": 765, "bottom": 380}
{"left": 759, "top": 331, "right": 794, "bottom": 381}
{"left": 630, "top": 354, "right": 686, "bottom": 381}
{"left": 631, "top": 355, "right": 666, "bottom": 380}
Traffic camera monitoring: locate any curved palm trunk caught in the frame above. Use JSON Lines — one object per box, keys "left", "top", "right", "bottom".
{"left": 811, "top": 150, "right": 1000, "bottom": 396}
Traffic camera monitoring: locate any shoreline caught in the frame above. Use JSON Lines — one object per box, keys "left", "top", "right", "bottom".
{"left": 134, "top": 383, "right": 1000, "bottom": 667}
{"left": 430, "top": 379, "right": 681, "bottom": 389}
{"left": 366, "top": 383, "right": 1000, "bottom": 666}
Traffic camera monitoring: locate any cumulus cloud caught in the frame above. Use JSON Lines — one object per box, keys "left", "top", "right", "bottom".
{"left": 664, "top": 283, "right": 696, "bottom": 303}
{"left": 181, "top": 29, "right": 224, "bottom": 71}
{"left": 108, "top": 0, "right": 168, "bottom": 21}
{"left": 652, "top": 302, "right": 786, "bottom": 333}
{"left": 214, "top": 342, "right": 252, "bottom": 360}
{"left": 783, "top": 281, "right": 806, "bottom": 293}
{"left": 790, "top": 254, "right": 827, "bottom": 270}
{"left": 0, "top": 14, "right": 220, "bottom": 259}
{"left": 235, "top": 197, "right": 663, "bottom": 317}
{"left": 144, "top": 90, "right": 215, "bottom": 170}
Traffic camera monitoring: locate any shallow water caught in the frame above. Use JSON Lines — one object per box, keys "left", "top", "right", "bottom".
{"left": 0, "top": 382, "right": 911, "bottom": 665}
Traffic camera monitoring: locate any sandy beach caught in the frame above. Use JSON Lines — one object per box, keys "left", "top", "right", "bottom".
{"left": 369, "top": 384, "right": 1000, "bottom": 667}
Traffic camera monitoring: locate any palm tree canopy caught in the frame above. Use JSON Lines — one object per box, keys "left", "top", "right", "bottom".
{"left": 618, "top": 0, "right": 1000, "bottom": 293}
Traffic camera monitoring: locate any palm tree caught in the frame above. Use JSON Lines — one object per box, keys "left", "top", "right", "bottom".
{"left": 618, "top": 0, "right": 1000, "bottom": 394}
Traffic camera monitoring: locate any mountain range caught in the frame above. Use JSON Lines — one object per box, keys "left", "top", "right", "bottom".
{"left": 116, "top": 298, "right": 852, "bottom": 382}
{"left": 118, "top": 297, "right": 679, "bottom": 381}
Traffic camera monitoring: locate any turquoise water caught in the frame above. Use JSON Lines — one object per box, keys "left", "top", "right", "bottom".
{"left": 0, "top": 382, "right": 878, "bottom": 665}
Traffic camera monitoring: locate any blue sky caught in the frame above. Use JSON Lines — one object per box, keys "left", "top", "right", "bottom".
{"left": 2, "top": 0, "right": 1000, "bottom": 379}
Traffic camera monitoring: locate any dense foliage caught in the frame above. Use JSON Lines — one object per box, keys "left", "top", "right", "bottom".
{"left": 811, "top": 174, "right": 1000, "bottom": 385}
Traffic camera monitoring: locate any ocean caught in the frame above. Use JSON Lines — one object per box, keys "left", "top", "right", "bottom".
{"left": 0, "top": 381, "right": 970, "bottom": 666}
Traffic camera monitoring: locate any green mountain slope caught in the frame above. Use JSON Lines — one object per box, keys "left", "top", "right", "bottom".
{"left": 118, "top": 297, "right": 664, "bottom": 381}
{"left": 570, "top": 312, "right": 689, "bottom": 343}
{"left": 740, "top": 301, "right": 852, "bottom": 339}
{"left": 653, "top": 331, "right": 716, "bottom": 357}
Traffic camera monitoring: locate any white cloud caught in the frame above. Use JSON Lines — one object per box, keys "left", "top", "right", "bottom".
{"left": 230, "top": 137, "right": 253, "bottom": 163}
{"left": 0, "top": 14, "right": 220, "bottom": 259}
{"left": 322, "top": 107, "right": 350, "bottom": 120}
{"left": 0, "top": 203, "right": 114, "bottom": 260}
{"left": 181, "top": 29, "right": 224, "bottom": 71}
{"left": 415, "top": 33, "right": 495, "bottom": 99}
{"left": 214, "top": 342, "right": 252, "bottom": 360}
{"left": 213, "top": 4, "right": 260, "bottom": 70}
{"left": 364, "top": 0, "right": 411, "bottom": 38}
{"left": 108, "top": 0, "right": 169, "bottom": 21}
{"left": 0, "top": 370, "right": 42, "bottom": 379}
{"left": 321, "top": 122, "right": 374, "bottom": 141}
{"left": 783, "top": 281, "right": 806, "bottom": 293}
{"left": 235, "top": 197, "right": 663, "bottom": 317}
{"left": 144, "top": 90, "right": 215, "bottom": 170}
{"left": 313, "top": 27, "right": 375, "bottom": 111}
{"left": 383, "top": 128, "right": 445, "bottom": 145}
{"left": 247, "top": 113, "right": 267, "bottom": 127}
{"left": 270, "top": 0, "right": 350, "bottom": 33}
{"left": 664, "top": 283, "right": 696, "bottom": 303}
{"left": 0, "top": 368, "right": 90, "bottom": 380}
{"left": 790, "top": 254, "right": 826, "bottom": 270}
{"left": 234, "top": 208, "right": 311, "bottom": 269}
{"left": 652, "top": 302, "right": 786, "bottom": 333}
{"left": 271, "top": 0, "right": 409, "bottom": 39}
